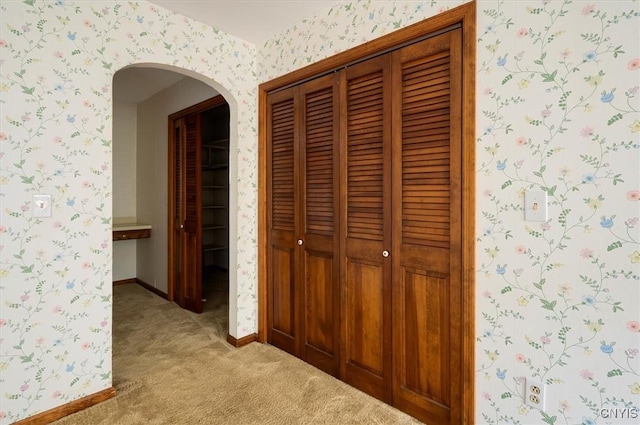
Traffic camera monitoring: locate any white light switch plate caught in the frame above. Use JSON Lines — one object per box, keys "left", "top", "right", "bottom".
{"left": 525, "top": 190, "right": 547, "bottom": 222}
{"left": 32, "top": 194, "right": 52, "bottom": 218}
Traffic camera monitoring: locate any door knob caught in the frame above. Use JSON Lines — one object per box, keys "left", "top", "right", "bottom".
{"left": 382, "top": 250, "right": 389, "bottom": 258}
{"left": 180, "top": 224, "right": 184, "bottom": 229}
{"left": 297, "top": 239, "right": 304, "bottom": 246}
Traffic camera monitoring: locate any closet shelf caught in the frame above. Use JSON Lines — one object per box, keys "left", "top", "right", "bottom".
{"left": 203, "top": 225, "right": 227, "bottom": 230}
{"left": 204, "top": 138, "right": 229, "bottom": 146}
{"left": 203, "top": 244, "right": 227, "bottom": 252}
{"left": 203, "top": 164, "right": 228, "bottom": 170}
{"left": 201, "top": 101, "right": 230, "bottom": 271}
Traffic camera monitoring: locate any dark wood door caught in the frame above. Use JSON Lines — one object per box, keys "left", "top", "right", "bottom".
{"left": 340, "top": 54, "right": 393, "bottom": 403}
{"left": 170, "top": 96, "right": 230, "bottom": 314}
{"left": 172, "top": 119, "right": 185, "bottom": 305}
{"left": 267, "top": 76, "right": 341, "bottom": 376}
{"left": 299, "top": 74, "right": 340, "bottom": 376}
{"left": 266, "top": 87, "right": 300, "bottom": 356}
{"left": 391, "top": 29, "right": 463, "bottom": 424}
{"left": 172, "top": 114, "right": 203, "bottom": 314}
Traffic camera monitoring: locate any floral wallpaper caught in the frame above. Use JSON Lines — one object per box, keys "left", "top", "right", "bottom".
{"left": 475, "top": 2, "right": 639, "bottom": 424}
{"left": 0, "top": 1, "right": 257, "bottom": 422}
{"left": 0, "top": 0, "right": 638, "bottom": 424}
{"left": 260, "top": 0, "right": 639, "bottom": 424}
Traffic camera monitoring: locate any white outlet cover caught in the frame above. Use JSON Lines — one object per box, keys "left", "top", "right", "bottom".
{"left": 525, "top": 190, "right": 548, "bottom": 222}
{"left": 32, "top": 194, "right": 52, "bottom": 218}
{"left": 524, "top": 377, "right": 546, "bottom": 412}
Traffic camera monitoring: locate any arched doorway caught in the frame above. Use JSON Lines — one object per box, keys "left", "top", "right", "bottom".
{"left": 112, "top": 64, "right": 239, "bottom": 337}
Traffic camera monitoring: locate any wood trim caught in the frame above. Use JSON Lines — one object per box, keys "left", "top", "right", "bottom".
{"left": 258, "top": 66, "right": 268, "bottom": 343}
{"left": 113, "top": 278, "right": 137, "bottom": 286}
{"left": 136, "top": 278, "right": 168, "bottom": 299}
{"left": 460, "top": 3, "right": 477, "bottom": 424}
{"left": 260, "top": 3, "right": 473, "bottom": 96}
{"left": 259, "top": 2, "right": 476, "bottom": 423}
{"left": 13, "top": 387, "right": 116, "bottom": 425}
{"left": 227, "top": 333, "right": 258, "bottom": 347}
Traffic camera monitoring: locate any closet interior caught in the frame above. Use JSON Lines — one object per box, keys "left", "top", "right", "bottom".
{"left": 201, "top": 103, "right": 230, "bottom": 273}
{"left": 170, "top": 95, "right": 229, "bottom": 315}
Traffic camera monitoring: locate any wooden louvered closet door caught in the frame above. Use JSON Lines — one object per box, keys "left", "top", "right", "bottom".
{"left": 267, "top": 76, "right": 340, "bottom": 376}
{"left": 299, "top": 74, "right": 340, "bottom": 375}
{"left": 172, "top": 120, "right": 185, "bottom": 307}
{"left": 391, "top": 29, "right": 463, "bottom": 424}
{"left": 267, "top": 87, "right": 299, "bottom": 356}
{"left": 179, "top": 114, "right": 203, "bottom": 313}
{"left": 265, "top": 21, "right": 468, "bottom": 425}
{"left": 340, "top": 54, "right": 393, "bottom": 403}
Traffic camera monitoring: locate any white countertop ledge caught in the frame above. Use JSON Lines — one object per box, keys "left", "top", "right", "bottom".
{"left": 113, "top": 223, "right": 152, "bottom": 231}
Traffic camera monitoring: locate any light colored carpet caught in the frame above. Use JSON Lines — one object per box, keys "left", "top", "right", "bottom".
{"left": 52, "top": 281, "right": 422, "bottom": 424}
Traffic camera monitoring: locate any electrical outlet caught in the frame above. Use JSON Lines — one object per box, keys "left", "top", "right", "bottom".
{"left": 32, "top": 194, "right": 52, "bottom": 218}
{"left": 524, "top": 378, "right": 546, "bottom": 412}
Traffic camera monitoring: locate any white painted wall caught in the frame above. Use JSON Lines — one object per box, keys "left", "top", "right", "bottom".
{"left": 112, "top": 100, "right": 138, "bottom": 281}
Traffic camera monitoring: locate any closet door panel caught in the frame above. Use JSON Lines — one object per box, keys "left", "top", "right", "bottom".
{"left": 300, "top": 74, "right": 340, "bottom": 375}
{"left": 267, "top": 88, "right": 300, "bottom": 356}
{"left": 303, "top": 250, "right": 334, "bottom": 367}
{"left": 269, "top": 236, "right": 296, "bottom": 350}
{"left": 345, "top": 241, "right": 385, "bottom": 374}
{"left": 181, "top": 114, "right": 203, "bottom": 313}
{"left": 341, "top": 55, "right": 392, "bottom": 403}
{"left": 391, "top": 30, "right": 463, "bottom": 424}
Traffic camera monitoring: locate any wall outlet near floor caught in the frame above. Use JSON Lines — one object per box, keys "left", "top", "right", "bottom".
{"left": 524, "top": 377, "right": 546, "bottom": 412}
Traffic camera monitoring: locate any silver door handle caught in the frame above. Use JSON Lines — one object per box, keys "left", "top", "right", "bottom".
{"left": 382, "top": 250, "right": 389, "bottom": 258}
{"left": 297, "top": 239, "right": 304, "bottom": 246}
{"left": 180, "top": 224, "right": 184, "bottom": 229}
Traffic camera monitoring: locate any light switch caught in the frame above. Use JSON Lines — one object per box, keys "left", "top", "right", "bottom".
{"left": 32, "top": 194, "right": 52, "bottom": 218}
{"left": 524, "top": 190, "right": 547, "bottom": 222}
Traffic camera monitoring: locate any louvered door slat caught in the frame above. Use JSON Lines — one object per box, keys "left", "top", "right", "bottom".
{"left": 305, "top": 86, "right": 334, "bottom": 236}
{"left": 346, "top": 68, "right": 384, "bottom": 240}
{"left": 402, "top": 53, "right": 451, "bottom": 248}
{"left": 271, "top": 99, "right": 296, "bottom": 232}
{"left": 184, "top": 116, "right": 199, "bottom": 234}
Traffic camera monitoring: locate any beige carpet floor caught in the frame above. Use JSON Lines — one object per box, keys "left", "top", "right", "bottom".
{"left": 52, "top": 277, "right": 422, "bottom": 424}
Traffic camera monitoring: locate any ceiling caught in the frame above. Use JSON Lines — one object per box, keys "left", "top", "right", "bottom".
{"left": 114, "top": 0, "right": 333, "bottom": 104}
{"left": 150, "top": 0, "right": 334, "bottom": 45}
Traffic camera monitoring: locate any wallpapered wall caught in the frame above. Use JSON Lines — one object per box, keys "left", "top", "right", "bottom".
{"left": 474, "top": 2, "right": 639, "bottom": 423}
{"left": 0, "top": 0, "right": 638, "bottom": 424}
{"left": 0, "top": 1, "right": 258, "bottom": 422}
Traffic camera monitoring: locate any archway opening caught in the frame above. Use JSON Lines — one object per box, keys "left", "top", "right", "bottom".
{"left": 111, "top": 63, "right": 239, "bottom": 339}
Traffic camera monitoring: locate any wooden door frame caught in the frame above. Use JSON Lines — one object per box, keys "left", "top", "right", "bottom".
{"left": 258, "top": 2, "right": 475, "bottom": 423}
{"left": 167, "top": 94, "right": 228, "bottom": 302}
